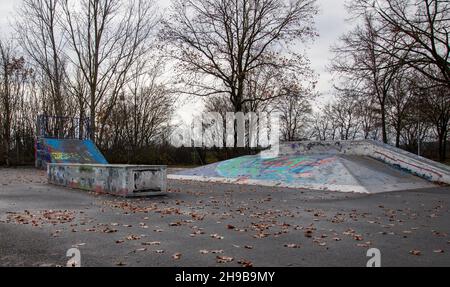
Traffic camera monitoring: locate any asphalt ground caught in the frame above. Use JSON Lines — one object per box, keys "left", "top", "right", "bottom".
{"left": 0, "top": 168, "right": 449, "bottom": 267}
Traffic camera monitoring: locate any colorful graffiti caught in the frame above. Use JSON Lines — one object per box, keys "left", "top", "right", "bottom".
{"left": 172, "top": 141, "right": 446, "bottom": 192}
{"left": 216, "top": 155, "right": 337, "bottom": 183}
{"left": 48, "top": 164, "right": 167, "bottom": 197}
{"left": 36, "top": 138, "right": 108, "bottom": 168}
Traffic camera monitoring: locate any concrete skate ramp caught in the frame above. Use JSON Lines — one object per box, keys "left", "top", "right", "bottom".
{"left": 169, "top": 140, "right": 449, "bottom": 193}
{"left": 36, "top": 138, "right": 108, "bottom": 168}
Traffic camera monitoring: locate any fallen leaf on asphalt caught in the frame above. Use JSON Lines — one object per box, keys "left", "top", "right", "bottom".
{"left": 237, "top": 259, "right": 253, "bottom": 267}
{"left": 103, "top": 227, "right": 118, "bottom": 234}
{"left": 172, "top": 253, "right": 182, "bottom": 260}
{"left": 142, "top": 241, "right": 161, "bottom": 246}
{"left": 284, "top": 244, "right": 301, "bottom": 249}
{"left": 210, "top": 234, "right": 224, "bottom": 240}
{"left": 353, "top": 235, "right": 364, "bottom": 241}
{"left": 217, "top": 256, "right": 234, "bottom": 263}
{"left": 227, "top": 224, "right": 236, "bottom": 230}
{"left": 357, "top": 243, "right": 371, "bottom": 248}
{"left": 126, "top": 235, "right": 141, "bottom": 241}
{"left": 253, "top": 233, "right": 269, "bottom": 239}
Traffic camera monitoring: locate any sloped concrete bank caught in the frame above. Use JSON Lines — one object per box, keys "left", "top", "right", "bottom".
{"left": 169, "top": 140, "right": 448, "bottom": 193}
{"left": 282, "top": 140, "right": 450, "bottom": 185}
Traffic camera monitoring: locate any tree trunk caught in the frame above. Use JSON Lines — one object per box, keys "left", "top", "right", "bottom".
{"left": 395, "top": 126, "right": 401, "bottom": 148}
{"left": 90, "top": 90, "right": 96, "bottom": 142}
{"left": 380, "top": 101, "right": 388, "bottom": 144}
{"left": 438, "top": 133, "right": 445, "bottom": 162}
{"left": 233, "top": 94, "right": 243, "bottom": 149}
{"left": 444, "top": 130, "right": 448, "bottom": 162}
{"left": 2, "top": 62, "right": 10, "bottom": 166}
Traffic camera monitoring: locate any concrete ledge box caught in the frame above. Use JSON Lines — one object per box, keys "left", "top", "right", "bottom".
{"left": 47, "top": 164, "right": 167, "bottom": 197}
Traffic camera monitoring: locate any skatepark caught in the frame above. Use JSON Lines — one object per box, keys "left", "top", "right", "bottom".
{"left": 0, "top": 115, "right": 449, "bottom": 267}
{"left": 33, "top": 115, "right": 449, "bottom": 196}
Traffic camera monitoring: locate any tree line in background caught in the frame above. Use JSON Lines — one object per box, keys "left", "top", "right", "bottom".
{"left": 317, "top": 0, "right": 449, "bottom": 162}
{"left": 0, "top": 0, "right": 448, "bottom": 167}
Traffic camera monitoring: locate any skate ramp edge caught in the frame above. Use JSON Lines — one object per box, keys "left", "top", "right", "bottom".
{"left": 282, "top": 140, "right": 450, "bottom": 185}
{"left": 168, "top": 174, "right": 370, "bottom": 193}
{"left": 36, "top": 138, "right": 108, "bottom": 168}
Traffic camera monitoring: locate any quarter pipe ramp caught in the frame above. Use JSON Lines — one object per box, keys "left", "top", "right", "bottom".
{"left": 36, "top": 138, "right": 108, "bottom": 169}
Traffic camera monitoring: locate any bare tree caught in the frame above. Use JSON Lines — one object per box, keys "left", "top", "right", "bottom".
{"left": 415, "top": 78, "right": 450, "bottom": 161}
{"left": 311, "top": 104, "right": 339, "bottom": 141}
{"left": 355, "top": 97, "right": 380, "bottom": 140}
{"left": 0, "top": 39, "right": 32, "bottom": 166}
{"left": 387, "top": 68, "right": 415, "bottom": 147}
{"left": 330, "top": 95, "right": 360, "bottom": 141}
{"left": 162, "top": 0, "right": 318, "bottom": 114}
{"left": 16, "top": 0, "right": 67, "bottom": 118}
{"left": 61, "top": 0, "right": 159, "bottom": 142}
{"left": 354, "top": 0, "right": 450, "bottom": 88}
{"left": 275, "top": 83, "right": 314, "bottom": 141}
{"left": 0, "top": 40, "right": 14, "bottom": 166}
{"left": 331, "top": 13, "right": 402, "bottom": 143}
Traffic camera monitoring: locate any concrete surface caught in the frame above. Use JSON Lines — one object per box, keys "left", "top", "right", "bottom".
{"left": 47, "top": 164, "right": 167, "bottom": 197}
{"left": 170, "top": 141, "right": 449, "bottom": 193}
{"left": 281, "top": 140, "right": 450, "bottom": 184}
{"left": 171, "top": 154, "right": 437, "bottom": 194}
{"left": 1, "top": 168, "right": 449, "bottom": 267}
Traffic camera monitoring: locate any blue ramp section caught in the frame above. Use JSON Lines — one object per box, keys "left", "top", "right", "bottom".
{"left": 36, "top": 138, "right": 108, "bottom": 168}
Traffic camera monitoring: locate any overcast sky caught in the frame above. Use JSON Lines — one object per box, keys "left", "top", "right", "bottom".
{"left": 0, "top": 0, "right": 352, "bottom": 120}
